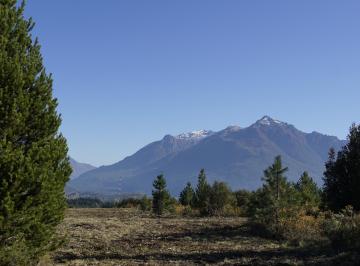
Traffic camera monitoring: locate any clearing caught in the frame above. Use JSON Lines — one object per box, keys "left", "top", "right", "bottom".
{"left": 48, "top": 208, "right": 356, "bottom": 265}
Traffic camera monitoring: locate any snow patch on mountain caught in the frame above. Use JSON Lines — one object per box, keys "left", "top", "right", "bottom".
{"left": 255, "top": 116, "right": 285, "bottom": 126}
{"left": 224, "top": 125, "right": 241, "bottom": 132}
{"left": 176, "top": 130, "right": 213, "bottom": 140}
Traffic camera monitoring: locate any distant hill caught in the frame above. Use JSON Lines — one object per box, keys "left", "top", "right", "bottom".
{"left": 69, "top": 157, "right": 96, "bottom": 180}
{"left": 68, "top": 116, "right": 346, "bottom": 196}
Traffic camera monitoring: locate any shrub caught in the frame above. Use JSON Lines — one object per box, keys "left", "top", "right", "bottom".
{"left": 323, "top": 206, "right": 360, "bottom": 251}
{"left": 116, "top": 196, "right": 152, "bottom": 211}
{"left": 208, "top": 181, "right": 236, "bottom": 216}
{"left": 67, "top": 198, "right": 103, "bottom": 208}
{"left": 234, "top": 190, "right": 253, "bottom": 216}
{"left": 139, "top": 196, "right": 152, "bottom": 212}
{"left": 279, "top": 208, "right": 324, "bottom": 245}
{"left": 117, "top": 198, "right": 143, "bottom": 208}
{"left": 181, "top": 206, "right": 194, "bottom": 216}
{"left": 221, "top": 204, "right": 241, "bottom": 217}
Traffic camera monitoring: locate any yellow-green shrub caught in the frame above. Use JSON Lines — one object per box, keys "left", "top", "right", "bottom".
{"left": 278, "top": 208, "right": 324, "bottom": 245}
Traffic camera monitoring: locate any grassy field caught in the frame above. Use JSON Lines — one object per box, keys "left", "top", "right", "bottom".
{"left": 47, "top": 208, "right": 357, "bottom": 265}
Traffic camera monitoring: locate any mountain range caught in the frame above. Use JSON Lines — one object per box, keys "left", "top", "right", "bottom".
{"left": 68, "top": 116, "right": 346, "bottom": 196}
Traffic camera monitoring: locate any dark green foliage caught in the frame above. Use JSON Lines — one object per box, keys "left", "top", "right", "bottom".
{"left": 100, "top": 201, "right": 118, "bottom": 208}
{"left": 323, "top": 206, "right": 360, "bottom": 251}
{"left": 179, "top": 182, "right": 194, "bottom": 206}
{"left": 67, "top": 198, "right": 103, "bottom": 208}
{"left": 139, "top": 196, "right": 152, "bottom": 211}
{"left": 234, "top": 189, "right": 253, "bottom": 215}
{"left": 295, "top": 171, "right": 321, "bottom": 209}
{"left": 0, "top": 1, "right": 71, "bottom": 265}
{"left": 152, "top": 174, "right": 171, "bottom": 216}
{"left": 208, "top": 181, "right": 235, "bottom": 216}
{"left": 185, "top": 170, "right": 237, "bottom": 216}
{"left": 117, "top": 198, "right": 144, "bottom": 208}
{"left": 323, "top": 124, "right": 360, "bottom": 211}
{"left": 249, "top": 156, "right": 298, "bottom": 236}
{"left": 193, "top": 169, "right": 212, "bottom": 215}
{"left": 116, "top": 196, "right": 152, "bottom": 211}
{"left": 262, "top": 155, "right": 290, "bottom": 204}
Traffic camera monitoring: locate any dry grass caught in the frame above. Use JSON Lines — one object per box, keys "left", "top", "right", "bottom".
{"left": 45, "top": 208, "right": 357, "bottom": 265}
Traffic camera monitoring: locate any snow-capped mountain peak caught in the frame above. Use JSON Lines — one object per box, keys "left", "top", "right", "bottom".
{"left": 255, "top": 116, "right": 284, "bottom": 126}
{"left": 176, "top": 130, "right": 213, "bottom": 140}
{"left": 224, "top": 125, "right": 241, "bottom": 131}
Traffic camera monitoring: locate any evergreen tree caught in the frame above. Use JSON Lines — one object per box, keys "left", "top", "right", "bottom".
{"left": 193, "top": 169, "right": 211, "bottom": 215}
{"left": 251, "top": 156, "right": 296, "bottom": 235}
{"left": 262, "top": 155, "right": 289, "bottom": 204}
{"left": 323, "top": 124, "right": 360, "bottom": 211}
{"left": 0, "top": 1, "right": 71, "bottom": 265}
{"left": 152, "top": 174, "right": 171, "bottom": 216}
{"left": 208, "top": 181, "right": 234, "bottom": 216}
{"left": 295, "top": 171, "right": 321, "bottom": 209}
{"left": 179, "top": 182, "right": 194, "bottom": 206}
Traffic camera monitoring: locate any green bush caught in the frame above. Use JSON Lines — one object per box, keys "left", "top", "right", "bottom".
{"left": 67, "top": 198, "right": 103, "bottom": 208}
{"left": 323, "top": 206, "right": 360, "bottom": 251}
{"left": 139, "top": 196, "right": 152, "bottom": 212}
{"left": 208, "top": 181, "right": 236, "bottom": 216}
{"left": 234, "top": 190, "right": 253, "bottom": 216}
{"left": 116, "top": 196, "right": 152, "bottom": 211}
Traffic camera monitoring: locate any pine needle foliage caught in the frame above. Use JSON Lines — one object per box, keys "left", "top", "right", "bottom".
{"left": 323, "top": 124, "right": 360, "bottom": 211}
{"left": 152, "top": 174, "right": 171, "bottom": 216}
{"left": 0, "top": 1, "right": 71, "bottom": 264}
{"left": 193, "top": 169, "right": 211, "bottom": 215}
{"left": 179, "top": 182, "right": 194, "bottom": 206}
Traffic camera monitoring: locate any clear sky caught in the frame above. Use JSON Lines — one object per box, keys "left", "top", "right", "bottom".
{"left": 24, "top": 1, "right": 360, "bottom": 166}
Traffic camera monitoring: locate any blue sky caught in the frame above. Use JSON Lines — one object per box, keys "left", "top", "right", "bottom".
{"left": 25, "top": 1, "right": 360, "bottom": 166}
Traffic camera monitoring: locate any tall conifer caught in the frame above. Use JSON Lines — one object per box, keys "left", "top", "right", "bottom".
{"left": 0, "top": 1, "right": 71, "bottom": 264}
{"left": 323, "top": 124, "right": 360, "bottom": 211}
{"left": 152, "top": 174, "right": 171, "bottom": 216}
{"left": 179, "top": 182, "right": 194, "bottom": 206}
{"left": 194, "top": 169, "right": 211, "bottom": 215}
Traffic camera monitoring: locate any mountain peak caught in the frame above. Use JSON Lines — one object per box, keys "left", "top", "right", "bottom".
{"left": 176, "top": 130, "right": 213, "bottom": 140}
{"left": 255, "top": 116, "right": 284, "bottom": 126}
{"left": 223, "top": 125, "right": 241, "bottom": 132}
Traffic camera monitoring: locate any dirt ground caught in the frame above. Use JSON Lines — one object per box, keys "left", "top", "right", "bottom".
{"left": 47, "top": 208, "right": 358, "bottom": 266}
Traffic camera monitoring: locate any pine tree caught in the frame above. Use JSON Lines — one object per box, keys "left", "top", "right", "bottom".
{"left": 323, "top": 124, "right": 360, "bottom": 211}
{"left": 295, "top": 171, "right": 321, "bottom": 209}
{"left": 251, "top": 156, "right": 296, "bottom": 236}
{"left": 179, "top": 182, "right": 194, "bottom": 206}
{"left": 152, "top": 174, "right": 171, "bottom": 216}
{"left": 0, "top": 1, "right": 72, "bottom": 264}
{"left": 262, "top": 155, "right": 289, "bottom": 204}
{"left": 193, "top": 169, "right": 211, "bottom": 215}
